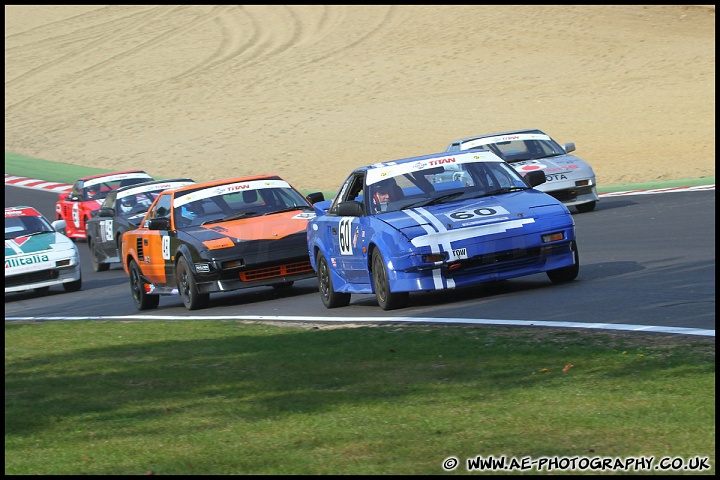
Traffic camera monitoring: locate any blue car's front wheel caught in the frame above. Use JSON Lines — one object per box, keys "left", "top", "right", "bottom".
{"left": 547, "top": 240, "right": 580, "bottom": 284}
{"left": 317, "top": 250, "right": 351, "bottom": 308}
{"left": 371, "top": 249, "right": 409, "bottom": 311}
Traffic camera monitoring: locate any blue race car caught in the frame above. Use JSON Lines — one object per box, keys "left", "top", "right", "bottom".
{"left": 307, "top": 149, "right": 579, "bottom": 310}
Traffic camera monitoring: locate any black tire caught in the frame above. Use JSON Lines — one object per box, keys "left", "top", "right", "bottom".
{"left": 575, "top": 201, "right": 596, "bottom": 213}
{"left": 116, "top": 234, "right": 124, "bottom": 260}
{"left": 177, "top": 256, "right": 210, "bottom": 310}
{"left": 547, "top": 241, "right": 580, "bottom": 284}
{"left": 316, "top": 251, "right": 350, "bottom": 308}
{"left": 272, "top": 281, "right": 295, "bottom": 291}
{"left": 129, "top": 260, "right": 159, "bottom": 310}
{"left": 372, "top": 249, "right": 408, "bottom": 311}
{"left": 79, "top": 216, "right": 90, "bottom": 242}
{"left": 89, "top": 238, "right": 109, "bottom": 272}
{"left": 63, "top": 275, "right": 82, "bottom": 292}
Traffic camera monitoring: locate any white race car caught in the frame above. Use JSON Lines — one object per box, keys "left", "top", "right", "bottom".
{"left": 5, "top": 206, "right": 82, "bottom": 294}
{"left": 445, "top": 129, "right": 599, "bottom": 213}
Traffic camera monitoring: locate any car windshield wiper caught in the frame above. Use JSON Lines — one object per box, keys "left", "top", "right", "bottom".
{"left": 405, "top": 192, "right": 465, "bottom": 208}
{"left": 479, "top": 186, "right": 528, "bottom": 197}
{"left": 202, "top": 212, "right": 258, "bottom": 225}
{"left": 22, "top": 230, "right": 55, "bottom": 237}
{"left": 263, "top": 206, "right": 312, "bottom": 216}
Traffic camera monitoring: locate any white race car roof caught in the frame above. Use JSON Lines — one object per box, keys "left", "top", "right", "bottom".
{"left": 366, "top": 150, "right": 503, "bottom": 186}
{"left": 83, "top": 172, "right": 153, "bottom": 188}
{"left": 459, "top": 132, "right": 552, "bottom": 150}
{"left": 117, "top": 180, "right": 195, "bottom": 200}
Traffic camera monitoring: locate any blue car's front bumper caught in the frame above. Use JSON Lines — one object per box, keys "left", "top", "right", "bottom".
{"left": 385, "top": 239, "right": 576, "bottom": 292}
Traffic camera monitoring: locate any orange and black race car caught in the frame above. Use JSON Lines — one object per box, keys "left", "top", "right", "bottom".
{"left": 121, "top": 174, "right": 325, "bottom": 310}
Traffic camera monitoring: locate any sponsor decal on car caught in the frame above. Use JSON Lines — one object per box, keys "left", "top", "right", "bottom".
{"left": 83, "top": 172, "right": 152, "bottom": 187}
{"left": 452, "top": 247, "right": 468, "bottom": 259}
{"left": 447, "top": 205, "right": 510, "bottom": 222}
{"left": 5, "top": 253, "right": 51, "bottom": 268}
{"left": 338, "top": 217, "right": 354, "bottom": 255}
{"left": 545, "top": 173, "right": 569, "bottom": 181}
{"left": 100, "top": 219, "right": 114, "bottom": 242}
{"left": 175, "top": 179, "right": 291, "bottom": 207}
{"left": 116, "top": 181, "right": 194, "bottom": 200}
{"left": 460, "top": 133, "right": 551, "bottom": 150}
{"left": 405, "top": 207, "right": 534, "bottom": 249}
{"left": 5, "top": 235, "right": 55, "bottom": 254}
{"left": 368, "top": 151, "right": 503, "bottom": 186}
{"left": 203, "top": 238, "right": 234, "bottom": 250}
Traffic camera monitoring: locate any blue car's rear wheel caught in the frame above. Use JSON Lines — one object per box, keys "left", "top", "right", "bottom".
{"left": 317, "top": 251, "right": 350, "bottom": 308}
{"left": 372, "top": 249, "right": 408, "bottom": 311}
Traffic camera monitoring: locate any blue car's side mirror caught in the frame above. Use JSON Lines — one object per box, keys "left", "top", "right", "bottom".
{"left": 336, "top": 201, "right": 364, "bottom": 217}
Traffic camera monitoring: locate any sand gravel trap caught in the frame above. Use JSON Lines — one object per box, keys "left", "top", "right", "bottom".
{"left": 4, "top": 5, "right": 715, "bottom": 192}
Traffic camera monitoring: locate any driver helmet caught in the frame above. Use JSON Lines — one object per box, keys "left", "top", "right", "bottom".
{"left": 86, "top": 186, "right": 99, "bottom": 199}
{"left": 372, "top": 179, "right": 396, "bottom": 212}
{"left": 120, "top": 196, "right": 137, "bottom": 214}
{"left": 181, "top": 202, "right": 203, "bottom": 222}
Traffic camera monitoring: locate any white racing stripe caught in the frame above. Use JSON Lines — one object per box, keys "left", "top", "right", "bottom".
{"left": 404, "top": 208, "right": 454, "bottom": 289}
{"left": 409, "top": 216, "right": 534, "bottom": 248}
{"left": 403, "top": 207, "right": 536, "bottom": 289}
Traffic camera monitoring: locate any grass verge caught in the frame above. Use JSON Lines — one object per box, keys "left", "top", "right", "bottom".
{"left": 5, "top": 320, "right": 715, "bottom": 475}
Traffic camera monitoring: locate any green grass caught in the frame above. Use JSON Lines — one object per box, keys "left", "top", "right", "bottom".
{"left": 5, "top": 321, "right": 715, "bottom": 475}
{"left": 4, "top": 151, "right": 339, "bottom": 200}
{"left": 5, "top": 152, "right": 112, "bottom": 186}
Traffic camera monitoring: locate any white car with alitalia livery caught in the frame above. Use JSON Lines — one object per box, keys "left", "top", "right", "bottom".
{"left": 445, "top": 129, "right": 599, "bottom": 213}
{"left": 5, "top": 206, "right": 82, "bottom": 294}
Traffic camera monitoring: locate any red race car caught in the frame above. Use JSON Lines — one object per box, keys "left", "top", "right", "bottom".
{"left": 55, "top": 170, "right": 153, "bottom": 240}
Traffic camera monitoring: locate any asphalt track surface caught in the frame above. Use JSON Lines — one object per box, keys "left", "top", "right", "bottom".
{"left": 5, "top": 184, "right": 716, "bottom": 337}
